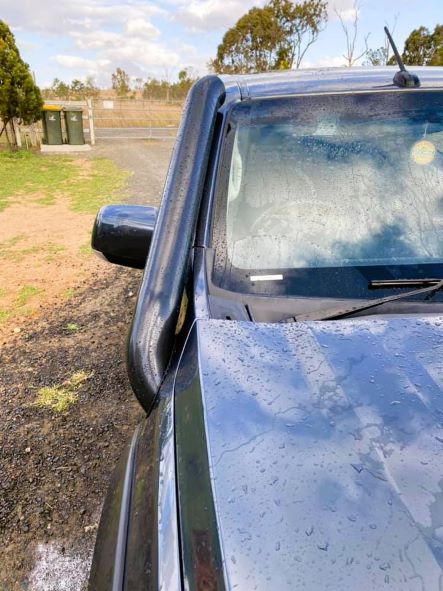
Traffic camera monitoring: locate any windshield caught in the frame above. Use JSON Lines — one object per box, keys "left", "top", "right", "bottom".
{"left": 212, "top": 91, "right": 443, "bottom": 299}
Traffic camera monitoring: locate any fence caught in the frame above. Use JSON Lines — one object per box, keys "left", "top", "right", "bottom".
{"left": 0, "top": 97, "right": 183, "bottom": 147}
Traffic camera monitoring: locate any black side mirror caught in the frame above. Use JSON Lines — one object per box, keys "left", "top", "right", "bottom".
{"left": 92, "top": 204, "right": 157, "bottom": 269}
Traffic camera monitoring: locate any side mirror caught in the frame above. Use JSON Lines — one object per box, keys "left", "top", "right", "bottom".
{"left": 92, "top": 204, "right": 157, "bottom": 269}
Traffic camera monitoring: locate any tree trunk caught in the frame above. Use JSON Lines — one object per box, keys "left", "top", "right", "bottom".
{"left": 3, "top": 119, "right": 13, "bottom": 149}
{"left": 13, "top": 118, "right": 22, "bottom": 148}
{"left": 6, "top": 119, "right": 18, "bottom": 151}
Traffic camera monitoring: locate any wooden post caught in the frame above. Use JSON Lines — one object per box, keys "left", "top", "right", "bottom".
{"left": 29, "top": 124, "right": 37, "bottom": 147}
{"left": 87, "top": 98, "right": 95, "bottom": 145}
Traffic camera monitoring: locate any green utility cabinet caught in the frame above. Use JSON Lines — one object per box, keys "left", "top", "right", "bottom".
{"left": 42, "top": 105, "right": 63, "bottom": 145}
{"left": 64, "top": 107, "right": 85, "bottom": 145}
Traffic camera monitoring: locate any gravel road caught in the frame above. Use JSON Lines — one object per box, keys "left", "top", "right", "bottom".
{"left": 89, "top": 138, "right": 174, "bottom": 205}
{"left": 91, "top": 127, "right": 177, "bottom": 140}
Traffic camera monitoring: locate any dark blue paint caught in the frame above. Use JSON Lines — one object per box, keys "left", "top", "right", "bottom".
{"left": 196, "top": 316, "right": 443, "bottom": 589}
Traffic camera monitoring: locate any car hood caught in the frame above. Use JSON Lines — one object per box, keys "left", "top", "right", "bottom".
{"left": 194, "top": 316, "right": 443, "bottom": 590}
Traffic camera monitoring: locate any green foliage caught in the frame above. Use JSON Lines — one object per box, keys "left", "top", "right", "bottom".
{"left": 272, "top": 0, "right": 329, "bottom": 68}
{"left": 211, "top": 5, "right": 280, "bottom": 74}
{"left": 389, "top": 24, "right": 443, "bottom": 66}
{"left": 210, "top": 0, "right": 327, "bottom": 74}
{"left": 44, "top": 76, "right": 99, "bottom": 100}
{"left": 112, "top": 67, "right": 130, "bottom": 97}
{"left": 142, "top": 68, "right": 197, "bottom": 100}
{"left": 429, "top": 25, "right": 443, "bottom": 65}
{"left": 0, "top": 20, "right": 43, "bottom": 143}
{"left": 364, "top": 47, "right": 388, "bottom": 66}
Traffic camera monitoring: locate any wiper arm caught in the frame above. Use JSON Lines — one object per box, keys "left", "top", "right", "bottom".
{"left": 287, "top": 278, "right": 443, "bottom": 322}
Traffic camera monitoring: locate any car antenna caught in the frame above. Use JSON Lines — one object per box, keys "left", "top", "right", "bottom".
{"left": 384, "top": 26, "right": 420, "bottom": 88}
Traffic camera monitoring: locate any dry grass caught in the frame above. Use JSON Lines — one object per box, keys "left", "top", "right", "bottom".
{"left": 33, "top": 370, "right": 93, "bottom": 413}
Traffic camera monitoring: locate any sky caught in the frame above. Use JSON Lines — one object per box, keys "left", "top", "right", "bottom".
{"left": 0, "top": 0, "right": 441, "bottom": 88}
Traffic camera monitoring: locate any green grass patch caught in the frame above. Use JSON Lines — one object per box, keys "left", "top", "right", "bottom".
{"left": 1, "top": 244, "right": 40, "bottom": 262}
{"left": 34, "top": 386, "right": 77, "bottom": 413}
{"left": 33, "top": 370, "right": 92, "bottom": 413}
{"left": 0, "top": 151, "right": 73, "bottom": 211}
{"left": 79, "top": 241, "right": 92, "bottom": 256}
{"left": 69, "top": 158, "right": 129, "bottom": 214}
{"left": 63, "top": 287, "right": 76, "bottom": 300}
{"left": 65, "top": 322, "right": 79, "bottom": 332}
{"left": 16, "top": 285, "right": 42, "bottom": 307}
{"left": 68, "top": 370, "right": 92, "bottom": 387}
{"left": 0, "top": 235, "right": 25, "bottom": 258}
{"left": 0, "top": 238, "right": 66, "bottom": 262}
{"left": 0, "top": 309, "right": 10, "bottom": 324}
{"left": 0, "top": 152, "right": 128, "bottom": 213}
{"left": 43, "top": 243, "right": 66, "bottom": 261}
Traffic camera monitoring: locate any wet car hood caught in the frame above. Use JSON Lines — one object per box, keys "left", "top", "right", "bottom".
{"left": 195, "top": 316, "right": 443, "bottom": 590}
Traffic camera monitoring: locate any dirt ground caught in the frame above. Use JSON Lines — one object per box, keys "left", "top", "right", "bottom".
{"left": 0, "top": 140, "right": 173, "bottom": 590}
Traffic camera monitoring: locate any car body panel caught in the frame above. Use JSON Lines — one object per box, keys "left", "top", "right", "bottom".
{"left": 221, "top": 67, "right": 443, "bottom": 103}
{"left": 88, "top": 381, "right": 180, "bottom": 591}
{"left": 174, "top": 325, "right": 226, "bottom": 590}
{"left": 194, "top": 316, "right": 443, "bottom": 590}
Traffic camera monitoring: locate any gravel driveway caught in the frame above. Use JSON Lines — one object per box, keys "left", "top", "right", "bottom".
{"left": 90, "top": 139, "right": 174, "bottom": 205}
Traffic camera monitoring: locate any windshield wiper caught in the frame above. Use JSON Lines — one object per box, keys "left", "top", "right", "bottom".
{"left": 286, "top": 278, "right": 443, "bottom": 322}
{"left": 370, "top": 278, "right": 442, "bottom": 289}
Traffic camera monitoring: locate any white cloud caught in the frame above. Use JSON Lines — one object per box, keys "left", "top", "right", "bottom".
{"left": 328, "top": 0, "right": 361, "bottom": 22}
{"left": 71, "top": 30, "right": 123, "bottom": 50}
{"left": 173, "top": 0, "right": 264, "bottom": 32}
{"left": 104, "top": 38, "right": 181, "bottom": 70}
{"left": 124, "top": 17, "right": 159, "bottom": 37}
{"left": 2, "top": 0, "right": 163, "bottom": 35}
{"left": 302, "top": 55, "right": 348, "bottom": 68}
{"left": 54, "top": 54, "right": 111, "bottom": 71}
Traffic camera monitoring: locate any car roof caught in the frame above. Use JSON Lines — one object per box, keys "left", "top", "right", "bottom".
{"left": 220, "top": 66, "right": 443, "bottom": 103}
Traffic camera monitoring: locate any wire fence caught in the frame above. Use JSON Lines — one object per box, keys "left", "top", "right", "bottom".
{"left": 1, "top": 97, "right": 183, "bottom": 147}
{"left": 90, "top": 98, "right": 181, "bottom": 140}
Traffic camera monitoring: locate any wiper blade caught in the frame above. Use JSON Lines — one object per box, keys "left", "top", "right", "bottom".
{"left": 370, "top": 278, "right": 443, "bottom": 289}
{"left": 288, "top": 278, "right": 443, "bottom": 322}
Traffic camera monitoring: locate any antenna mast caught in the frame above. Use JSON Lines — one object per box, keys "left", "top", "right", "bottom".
{"left": 384, "top": 26, "right": 420, "bottom": 88}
